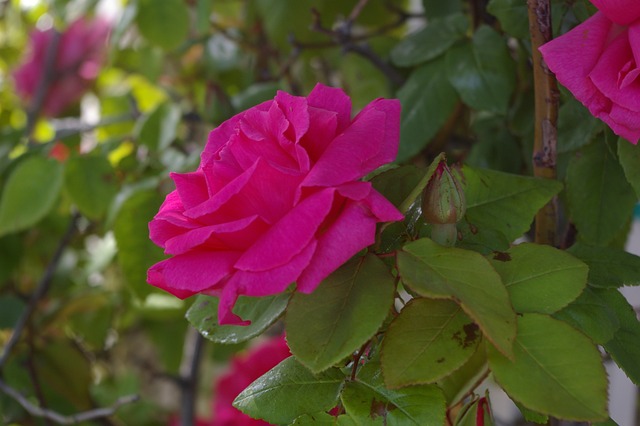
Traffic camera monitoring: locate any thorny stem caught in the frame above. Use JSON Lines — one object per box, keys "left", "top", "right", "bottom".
{"left": 527, "top": 0, "right": 559, "bottom": 246}
{"left": 350, "top": 340, "right": 372, "bottom": 381}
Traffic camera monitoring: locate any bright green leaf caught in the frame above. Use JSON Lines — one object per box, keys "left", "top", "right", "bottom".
{"left": 234, "top": 357, "right": 344, "bottom": 425}
{"left": 186, "top": 293, "right": 290, "bottom": 344}
{"left": 382, "top": 298, "right": 481, "bottom": 387}
{"left": 286, "top": 255, "right": 395, "bottom": 373}
{"left": 136, "top": 0, "right": 189, "bottom": 50}
{"left": 396, "top": 57, "right": 459, "bottom": 162}
{"left": 291, "top": 412, "right": 356, "bottom": 425}
{"left": 514, "top": 401, "right": 548, "bottom": 424}
{"left": 398, "top": 238, "right": 516, "bottom": 358}
{"left": 489, "top": 243, "right": 587, "bottom": 314}
{"left": 390, "top": 14, "right": 468, "bottom": 67}
{"left": 446, "top": 26, "right": 515, "bottom": 114}
{"left": 64, "top": 155, "right": 118, "bottom": 219}
{"left": 566, "top": 141, "right": 636, "bottom": 246}
{"left": 487, "top": 314, "right": 608, "bottom": 421}
{"left": 462, "top": 165, "right": 563, "bottom": 243}
{"left": 0, "top": 156, "right": 63, "bottom": 237}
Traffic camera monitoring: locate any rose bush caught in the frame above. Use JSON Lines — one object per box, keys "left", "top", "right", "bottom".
{"left": 13, "top": 16, "right": 110, "bottom": 117}
{"left": 539, "top": 0, "right": 640, "bottom": 143}
{"left": 147, "top": 84, "right": 403, "bottom": 324}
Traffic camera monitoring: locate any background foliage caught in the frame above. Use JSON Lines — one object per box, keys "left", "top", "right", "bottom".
{"left": 0, "top": 0, "right": 639, "bottom": 425}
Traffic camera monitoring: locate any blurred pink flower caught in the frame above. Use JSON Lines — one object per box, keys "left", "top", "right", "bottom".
{"left": 539, "top": 0, "right": 640, "bottom": 143}
{"left": 13, "top": 16, "right": 110, "bottom": 117}
{"left": 212, "top": 335, "right": 291, "bottom": 425}
{"left": 147, "top": 83, "right": 403, "bottom": 324}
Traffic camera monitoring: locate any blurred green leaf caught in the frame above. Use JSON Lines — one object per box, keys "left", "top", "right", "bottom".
{"left": 446, "top": 26, "right": 515, "bottom": 114}
{"left": 489, "top": 243, "right": 587, "bottom": 314}
{"left": 398, "top": 238, "right": 516, "bottom": 358}
{"left": 186, "top": 293, "right": 290, "bottom": 344}
{"left": 136, "top": 0, "right": 189, "bottom": 50}
{"left": 0, "top": 156, "right": 63, "bottom": 237}
{"left": 64, "top": 155, "right": 118, "bottom": 220}
{"left": 422, "top": 0, "right": 463, "bottom": 18}
{"left": 234, "top": 357, "right": 344, "bottom": 424}
{"left": 487, "top": 314, "right": 608, "bottom": 421}
{"left": 113, "top": 189, "right": 165, "bottom": 299}
{"left": 286, "top": 255, "right": 395, "bottom": 373}
{"left": 487, "top": 0, "right": 530, "bottom": 38}
{"left": 557, "top": 98, "right": 601, "bottom": 153}
{"left": 136, "top": 103, "right": 181, "bottom": 152}
{"left": 0, "top": 296, "right": 25, "bottom": 329}
{"left": 390, "top": 14, "right": 468, "bottom": 67}
{"left": 396, "top": 57, "right": 459, "bottom": 162}
{"left": 382, "top": 298, "right": 481, "bottom": 387}
{"left": 566, "top": 141, "right": 636, "bottom": 246}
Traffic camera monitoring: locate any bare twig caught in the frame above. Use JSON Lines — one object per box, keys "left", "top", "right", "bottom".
{"left": 179, "top": 327, "right": 206, "bottom": 426}
{"left": 528, "top": 0, "right": 559, "bottom": 246}
{"left": 0, "top": 379, "right": 138, "bottom": 425}
{"left": 0, "top": 211, "right": 80, "bottom": 368}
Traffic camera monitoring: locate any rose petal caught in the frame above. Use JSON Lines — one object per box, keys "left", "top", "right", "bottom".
{"left": 299, "top": 106, "right": 339, "bottom": 163}
{"left": 590, "top": 0, "right": 640, "bottom": 26}
{"left": 302, "top": 99, "right": 401, "bottom": 187}
{"left": 234, "top": 188, "right": 334, "bottom": 271}
{"left": 147, "top": 250, "right": 240, "bottom": 298}
{"left": 607, "top": 103, "right": 640, "bottom": 142}
{"left": 306, "top": 83, "right": 352, "bottom": 133}
{"left": 172, "top": 171, "right": 209, "bottom": 210}
{"left": 540, "top": 12, "right": 613, "bottom": 113}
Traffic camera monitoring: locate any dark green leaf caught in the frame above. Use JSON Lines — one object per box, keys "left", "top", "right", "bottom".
{"left": 487, "top": 0, "right": 529, "bottom": 38}
{"left": 0, "top": 156, "right": 63, "bottom": 237}
{"left": 566, "top": 141, "right": 636, "bottom": 246}
{"left": 396, "top": 57, "right": 459, "bottom": 162}
{"left": 446, "top": 26, "right": 515, "bottom": 114}
{"left": 489, "top": 243, "right": 587, "bottom": 314}
{"left": 568, "top": 243, "right": 640, "bottom": 288}
{"left": 136, "top": 103, "right": 181, "bottom": 151}
{"left": 554, "top": 287, "right": 621, "bottom": 345}
{"left": 557, "top": 98, "right": 601, "bottom": 153}
{"left": 487, "top": 314, "right": 608, "bottom": 421}
{"left": 398, "top": 238, "right": 516, "bottom": 358}
{"left": 371, "top": 165, "right": 423, "bottom": 209}
{"left": 234, "top": 357, "right": 344, "bottom": 424}
{"left": 136, "top": 0, "right": 189, "bottom": 50}
{"left": 390, "top": 14, "right": 468, "bottom": 67}
{"left": 113, "top": 189, "right": 165, "bottom": 299}
{"left": 0, "top": 295, "right": 25, "bottom": 329}
{"left": 382, "top": 298, "right": 481, "bottom": 387}
{"left": 64, "top": 155, "right": 118, "bottom": 219}
{"left": 618, "top": 138, "right": 640, "bottom": 197}
{"left": 286, "top": 255, "right": 395, "bottom": 373}
{"left": 422, "top": 0, "right": 463, "bottom": 18}
{"left": 186, "top": 293, "right": 290, "bottom": 344}
{"left": 462, "top": 165, "right": 563, "bottom": 243}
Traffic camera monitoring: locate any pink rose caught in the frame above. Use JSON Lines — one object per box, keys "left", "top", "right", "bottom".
{"left": 13, "top": 17, "right": 110, "bottom": 117}
{"left": 147, "top": 84, "right": 403, "bottom": 324}
{"left": 212, "top": 335, "right": 291, "bottom": 425}
{"left": 539, "top": 0, "right": 640, "bottom": 143}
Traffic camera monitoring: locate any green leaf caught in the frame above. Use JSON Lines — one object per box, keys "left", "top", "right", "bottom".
{"left": 566, "top": 141, "right": 636, "bottom": 246}
{"left": 64, "top": 155, "right": 118, "bottom": 219}
{"left": 136, "top": 0, "right": 189, "bottom": 50}
{"left": 286, "top": 255, "right": 395, "bottom": 373}
{"left": 422, "top": 0, "right": 463, "bottom": 18}
{"left": 600, "top": 289, "right": 640, "bottom": 385}
{"left": 291, "top": 413, "right": 356, "bottom": 425}
{"left": 568, "top": 243, "right": 640, "bottom": 288}
{"left": 234, "top": 357, "right": 344, "bottom": 424}
{"left": 398, "top": 238, "right": 516, "bottom": 358}
{"left": 446, "top": 26, "right": 516, "bottom": 114}
{"left": 487, "top": 0, "right": 529, "bottom": 38}
{"left": 554, "top": 287, "right": 620, "bottom": 345}
{"left": 113, "top": 189, "right": 165, "bottom": 299}
{"left": 0, "top": 156, "right": 63, "bottom": 236}
{"left": 487, "top": 314, "right": 608, "bottom": 421}
{"left": 515, "top": 402, "right": 548, "bottom": 424}
{"left": 618, "top": 138, "right": 640, "bottom": 197}
{"left": 343, "top": 356, "right": 446, "bottom": 426}
{"left": 396, "top": 57, "right": 459, "bottom": 162}
{"left": 186, "top": 293, "right": 290, "bottom": 344}
{"left": 0, "top": 295, "right": 25, "bottom": 329}
{"left": 557, "top": 98, "right": 601, "bottom": 153}
{"left": 462, "top": 165, "right": 563, "bottom": 243}
{"left": 437, "top": 341, "right": 488, "bottom": 406}
{"left": 381, "top": 298, "right": 481, "bottom": 387}
{"left": 370, "top": 165, "right": 423, "bottom": 210}
{"left": 136, "top": 103, "right": 181, "bottom": 152}
{"left": 390, "top": 14, "right": 468, "bottom": 67}
{"left": 489, "top": 243, "right": 588, "bottom": 314}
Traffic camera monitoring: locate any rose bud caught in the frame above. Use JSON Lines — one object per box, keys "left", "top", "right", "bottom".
{"left": 421, "top": 160, "right": 466, "bottom": 225}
